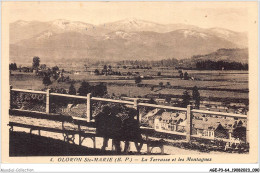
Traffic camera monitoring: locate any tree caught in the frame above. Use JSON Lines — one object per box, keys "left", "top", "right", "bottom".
{"left": 40, "top": 64, "right": 47, "bottom": 70}
{"left": 178, "top": 70, "right": 183, "bottom": 79}
{"left": 103, "top": 65, "right": 108, "bottom": 75}
{"left": 135, "top": 76, "right": 142, "bottom": 84}
{"left": 51, "top": 66, "right": 59, "bottom": 80}
{"left": 46, "top": 68, "right": 52, "bottom": 77}
{"left": 78, "top": 81, "right": 91, "bottom": 96}
{"left": 42, "top": 75, "right": 51, "bottom": 86}
{"left": 13, "top": 63, "right": 17, "bottom": 70}
{"left": 192, "top": 86, "right": 200, "bottom": 109}
{"left": 9, "top": 63, "right": 18, "bottom": 70}
{"left": 157, "top": 72, "right": 161, "bottom": 76}
{"left": 165, "top": 96, "right": 171, "bottom": 103}
{"left": 68, "top": 83, "right": 76, "bottom": 95}
{"left": 237, "top": 120, "right": 243, "bottom": 127}
{"left": 53, "top": 74, "right": 59, "bottom": 80}
{"left": 9, "top": 63, "right": 13, "bottom": 70}
{"left": 159, "top": 82, "right": 163, "bottom": 88}
{"left": 184, "top": 72, "right": 189, "bottom": 80}
{"left": 84, "top": 64, "right": 88, "bottom": 71}
{"left": 181, "top": 90, "right": 191, "bottom": 108}
{"left": 52, "top": 66, "right": 59, "bottom": 73}
{"left": 32, "top": 56, "right": 40, "bottom": 69}
{"left": 94, "top": 69, "right": 100, "bottom": 75}
{"left": 92, "top": 82, "right": 107, "bottom": 97}
{"left": 179, "top": 72, "right": 183, "bottom": 79}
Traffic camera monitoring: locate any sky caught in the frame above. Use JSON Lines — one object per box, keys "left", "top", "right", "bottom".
{"left": 3, "top": 1, "right": 254, "bottom": 32}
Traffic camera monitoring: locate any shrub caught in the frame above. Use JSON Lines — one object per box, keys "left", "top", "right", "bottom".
{"left": 68, "top": 83, "right": 76, "bottom": 95}
{"left": 78, "top": 81, "right": 91, "bottom": 96}
{"left": 135, "top": 76, "right": 142, "bottom": 84}
{"left": 42, "top": 75, "right": 51, "bottom": 86}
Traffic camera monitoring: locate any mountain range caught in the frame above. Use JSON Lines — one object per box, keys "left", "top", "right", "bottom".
{"left": 10, "top": 19, "right": 248, "bottom": 63}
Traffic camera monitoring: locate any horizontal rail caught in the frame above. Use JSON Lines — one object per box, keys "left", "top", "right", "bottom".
{"left": 121, "top": 97, "right": 150, "bottom": 101}
{"left": 9, "top": 109, "right": 94, "bottom": 126}
{"left": 91, "top": 97, "right": 134, "bottom": 105}
{"left": 138, "top": 103, "right": 187, "bottom": 111}
{"left": 192, "top": 109, "right": 247, "bottom": 119}
{"left": 11, "top": 88, "right": 46, "bottom": 94}
{"left": 10, "top": 88, "right": 247, "bottom": 119}
{"left": 50, "top": 93, "right": 88, "bottom": 99}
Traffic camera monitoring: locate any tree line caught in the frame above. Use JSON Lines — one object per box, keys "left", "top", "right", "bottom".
{"left": 117, "top": 58, "right": 179, "bottom": 67}
{"left": 43, "top": 82, "right": 107, "bottom": 98}
{"left": 9, "top": 63, "right": 18, "bottom": 70}
{"left": 196, "top": 60, "right": 248, "bottom": 70}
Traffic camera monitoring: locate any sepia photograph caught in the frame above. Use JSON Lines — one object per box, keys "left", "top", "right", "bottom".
{"left": 1, "top": 1, "right": 259, "bottom": 167}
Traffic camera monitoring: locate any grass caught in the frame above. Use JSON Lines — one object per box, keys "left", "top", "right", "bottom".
{"left": 10, "top": 70, "right": 248, "bottom": 101}
{"left": 108, "top": 85, "right": 248, "bottom": 99}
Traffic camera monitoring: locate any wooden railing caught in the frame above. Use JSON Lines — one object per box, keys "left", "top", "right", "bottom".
{"left": 9, "top": 86, "right": 248, "bottom": 143}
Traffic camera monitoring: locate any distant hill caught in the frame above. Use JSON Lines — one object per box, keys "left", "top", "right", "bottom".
{"left": 191, "top": 48, "right": 248, "bottom": 64}
{"left": 9, "top": 19, "right": 248, "bottom": 64}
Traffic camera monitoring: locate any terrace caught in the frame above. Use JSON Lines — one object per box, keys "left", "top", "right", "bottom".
{"left": 9, "top": 86, "right": 249, "bottom": 155}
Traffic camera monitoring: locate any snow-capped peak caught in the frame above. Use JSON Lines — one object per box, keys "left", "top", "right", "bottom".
{"left": 104, "top": 31, "right": 136, "bottom": 40}
{"left": 51, "top": 19, "right": 92, "bottom": 31}
{"left": 114, "top": 31, "right": 135, "bottom": 38}
{"left": 36, "top": 31, "right": 53, "bottom": 40}
{"left": 209, "top": 28, "right": 235, "bottom": 38}
{"left": 180, "top": 30, "right": 209, "bottom": 39}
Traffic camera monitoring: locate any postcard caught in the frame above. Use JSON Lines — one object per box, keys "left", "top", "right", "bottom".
{"left": 1, "top": 1, "right": 259, "bottom": 167}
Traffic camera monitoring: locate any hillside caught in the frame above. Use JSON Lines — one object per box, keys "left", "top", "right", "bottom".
{"left": 191, "top": 48, "right": 248, "bottom": 64}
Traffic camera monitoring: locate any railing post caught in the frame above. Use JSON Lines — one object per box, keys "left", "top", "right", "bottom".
{"left": 134, "top": 99, "right": 140, "bottom": 123}
{"left": 10, "top": 85, "right": 13, "bottom": 110}
{"left": 46, "top": 89, "right": 50, "bottom": 114}
{"left": 186, "top": 105, "right": 192, "bottom": 143}
{"left": 86, "top": 93, "right": 91, "bottom": 122}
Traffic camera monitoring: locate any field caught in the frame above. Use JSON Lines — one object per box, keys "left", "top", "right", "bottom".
{"left": 10, "top": 65, "right": 248, "bottom": 117}
{"left": 107, "top": 85, "right": 248, "bottom": 99}
{"left": 62, "top": 66, "right": 249, "bottom": 93}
